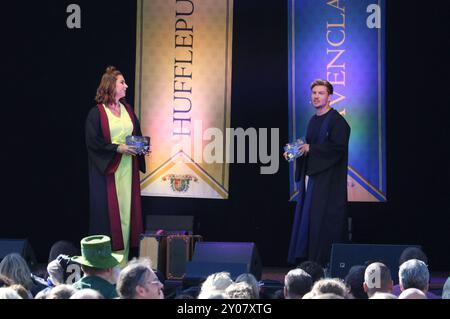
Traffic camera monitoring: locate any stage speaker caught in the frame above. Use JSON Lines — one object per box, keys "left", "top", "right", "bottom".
{"left": 145, "top": 215, "right": 194, "bottom": 235}
{"left": 0, "top": 238, "right": 37, "bottom": 267}
{"left": 166, "top": 235, "right": 194, "bottom": 280}
{"left": 329, "top": 243, "right": 421, "bottom": 284}
{"left": 185, "top": 242, "right": 262, "bottom": 284}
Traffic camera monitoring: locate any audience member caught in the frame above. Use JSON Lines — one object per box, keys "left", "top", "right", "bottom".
{"left": 398, "top": 288, "right": 427, "bottom": 299}
{"left": 226, "top": 282, "right": 253, "bottom": 299}
{"left": 284, "top": 268, "right": 312, "bottom": 299}
{"left": 297, "top": 261, "right": 325, "bottom": 283}
{"left": 309, "top": 278, "right": 347, "bottom": 298}
{"left": 116, "top": 258, "right": 164, "bottom": 299}
{"left": 363, "top": 262, "right": 393, "bottom": 298}
{"left": 235, "top": 273, "right": 260, "bottom": 299}
{"left": 442, "top": 276, "right": 450, "bottom": 299}
{"left": 70, "top": 288, "right": 104, "bottom": 299}
{"left": 398, "top": 259, "right": 429, "bottom": 293}
{"left": 0, "top": 253, "right": 47, "bottom": 296}
{"left": 345, "top": 265, "right": 367, "bottom": 299}
{"left": 72, "top": 235, "right": 122, "bottom": 299}
{"left": 46, "top": 284, "right": 77, "bottom": 299}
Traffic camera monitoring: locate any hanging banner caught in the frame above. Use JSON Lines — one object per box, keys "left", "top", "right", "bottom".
{"left": 136, "top": 0, "right": 233, "bottom": 199}
{"left": 288, "top": 0, "right": 386, "bottom": 202}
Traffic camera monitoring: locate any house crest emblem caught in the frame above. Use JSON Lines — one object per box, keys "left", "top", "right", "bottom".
{"left": 162, "top": 174, "right": 198, "bottom": 193}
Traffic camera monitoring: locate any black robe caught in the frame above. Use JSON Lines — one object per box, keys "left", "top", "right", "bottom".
{"left": 288, "top": 108, "right": 350, "bottom": 267}
{"left": 85, "top": 100, "right": 146, "bottom": 251}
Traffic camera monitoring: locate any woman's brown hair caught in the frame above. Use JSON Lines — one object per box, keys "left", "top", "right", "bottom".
{"left": 95, "top": 66, "right": 122, "bottom": 105}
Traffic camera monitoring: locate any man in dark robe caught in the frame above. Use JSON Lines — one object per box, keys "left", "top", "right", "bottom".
{"left": 287, "top": 79, "right": 350, "bottom": 267}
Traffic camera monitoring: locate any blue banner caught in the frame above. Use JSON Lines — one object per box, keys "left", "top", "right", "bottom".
{"left": 288, "top": 0, "right": 386, "bottom": 202}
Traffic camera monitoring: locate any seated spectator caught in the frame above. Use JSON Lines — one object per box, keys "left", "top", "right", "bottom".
{"left": 297, "top": 261, "right": 325, "bottom": 283}
{"left": 0, "top": 274, "right": 14, "bottom": 288}
{"left": 46, "top": 284, "right": 77, "bottom": 299}
{"left": 201, "top": 292, "right": 228, "bottom": 299}
{"left": 47, "top": 254, "right": 83, "bottom": 286}
{"left": 116, "top": 258, "right": 164, "bottom": 299}
{"left": 34, "top": 288, "right": 52, "bottom": 299}
{"left": 309, "top": 278, "right": 347, "bottom": 298}
{"left": 48, "top": 240, "right": 80, "bottom": 263}
{"left": 235, "top": 273, "right": 260, "bottom": 299}
{"left": 197, "top": 272, "right": 233, "bottom": 299}
{"left": 345, "top": 265, "right": 367, "bottom": 299}
{"left": 398, "top": 288, "right": 427, "bottom": 299}
{"left": 226, "top": 282, "right": 253, "bottom": 299}
{"left": 398, "top": 259, "right": 429, "bottom": 293}
{"left": 392, "top": 247, "right": 439, "bottom": 299}
{"left": 0, "top": 253, "right": 47, "bottom": 296}
{"left": 399, "top": 247, "right": 428, "bottom": 266}
{"left": 363, "top": 262, "right": 393, "bottom": 298}
{"left": 283, "top": 268, "right": 312, "bottom": 299}
{"left": 9, "top": 284, "right": 32, "bottom": 299}
{"left": 71, "top": 235, "right": 122, "bottom": 299}
{"left": 70, "top": 288, "right": 104, "bottom": 299}
{"left": 442, "top": 276, "right": 450, "bottom": 299}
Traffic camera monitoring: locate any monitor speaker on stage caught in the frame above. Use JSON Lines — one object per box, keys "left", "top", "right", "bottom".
{"left": 329, "top": 243, "right": 421, "bottom": 284}
{"left": 166, "top": 235, "right": 202, "bottom": 280}
{"left": 0, "top": 238, "right": 37, "bottom": 268}
{"left": 145, "top": 215, "right": 194, "bottom": 235}
{"left": 184, "top": 242, "right": 262, "bottom": 285}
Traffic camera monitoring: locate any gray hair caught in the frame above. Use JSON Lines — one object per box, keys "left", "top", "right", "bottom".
{"left": 201, "top": 272, "right": 233, "bottom": 292}
{"left": 46, "top": 284, "right": 77, "bottom": 299}
{"left": 0, "top": 253, "right": 33, "bottom": 290}
{"left": 235, "top": 273, "right": 260, "bottom": 299}
{"left": 225, "top": 282, "right": 253, "bottom": 299}
{"left": 116, "top": 258, "right": 152, "bottom": 299}
{"left": 398, "top": 259, "right": 429, "bottom": 291}
{"left": 311, "top": 278, "right": 347, "bottom": 298}
{"left": 442, "top": 276, "right": 450, "bottom": 299}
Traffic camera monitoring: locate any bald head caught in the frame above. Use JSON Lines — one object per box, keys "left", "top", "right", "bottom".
{"left": 398, "top": 288, "right": 427, "bottom": 299}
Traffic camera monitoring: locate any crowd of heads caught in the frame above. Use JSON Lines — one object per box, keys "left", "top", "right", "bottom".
{"left": 0, "top": 238, "right": 448, "bottom": 300}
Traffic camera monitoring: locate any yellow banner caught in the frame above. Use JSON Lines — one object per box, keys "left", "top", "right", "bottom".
{"left": 136, "top": 0, "right": 233, "bottom": 199}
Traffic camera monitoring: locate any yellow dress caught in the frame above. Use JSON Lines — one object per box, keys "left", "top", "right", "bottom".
{"left": 104, "top": 103, "right": 133, "bottom": 267}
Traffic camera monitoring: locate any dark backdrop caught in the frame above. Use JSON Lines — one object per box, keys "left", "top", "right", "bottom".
{"left": 2, "top": 0, "right": 449, "bottom": 270}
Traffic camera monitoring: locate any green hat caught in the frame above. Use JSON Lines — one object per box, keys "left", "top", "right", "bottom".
{"left": 71, "top": 235, "right": 123, "bottom": 269}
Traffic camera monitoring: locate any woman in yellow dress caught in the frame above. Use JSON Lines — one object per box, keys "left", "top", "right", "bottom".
{"left": 85, "top": 66, "right": 147, "bottom": 266}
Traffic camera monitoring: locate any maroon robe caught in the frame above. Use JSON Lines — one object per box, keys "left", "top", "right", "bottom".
{"left": 85, "top": 100, "right": 145, "bottom": 250}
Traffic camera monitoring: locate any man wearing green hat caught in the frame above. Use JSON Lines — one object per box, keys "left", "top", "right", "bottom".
{"left": 72, "top": 235, "right": 123, "bottom": 299}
